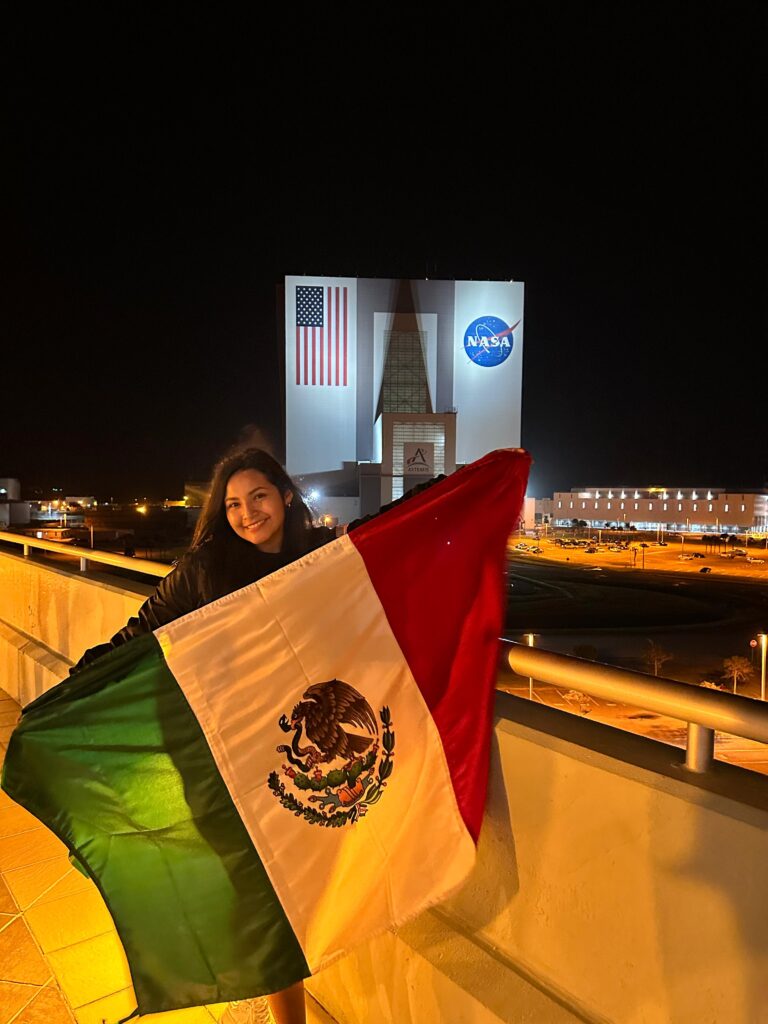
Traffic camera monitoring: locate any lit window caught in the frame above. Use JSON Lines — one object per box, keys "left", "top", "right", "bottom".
{"left": 648, "top": 503, "right": 653, "bottom": 511}
{"left": 693, "top": 503, "right": 698, "bottom": 512}
{"left": 708, "top": 504, "right": 713, "bottom": 512}
{"left": 678, "top": 503, "right": 682, "bottom": 511}
{"left": 620, "top": 502, "right": 625, "bottom": 510}
{"left": 557, "top": 501, "right": 562, "bottom": 509}
{"left": 594, "top": 501, "right": 599, "bottom": 509}
{"left": 663, "top": 503, "right": 668, "bottom": 511}
{"left": 741, "top": 504, "right": 746, "bottom": 512}
{"left": 607, "top": 501, "right": 612, "bottom": 509}
{"left": 569, "top": 501, "right": 573, "bottom": 509}
{"left": 707, "top": 491, "right": 713, "bottom": 500}
{"left": 677, "top": 491, "right": 683, "bottom": 500}
{"left": 692, "top": 492, "right": 698, "bottom": 500}
{"left": 582, "top": 502, "right": 586, "bottom": 509}
{"left": 724, "top": 503, "right": 729, "bottom": 512}
{"left": 634, "top": 502, "right": 639, "bottom": 510}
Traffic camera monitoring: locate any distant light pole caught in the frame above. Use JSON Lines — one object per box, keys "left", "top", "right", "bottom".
{"left": 759, "top": 633, "right": 767, "bottom": 702}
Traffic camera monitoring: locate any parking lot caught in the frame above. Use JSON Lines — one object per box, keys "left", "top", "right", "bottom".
{"left": 512, "top": 534, "right": 768, "bottom": 580}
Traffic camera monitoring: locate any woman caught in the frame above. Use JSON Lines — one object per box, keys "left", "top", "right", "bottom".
{"left": 74, "top": 447, "right": 436, "bottom": 1024}
{"left": 73, "top": 448, "right": 334, "bottom": 674}
{"left": 74, "top": 447, "right": 332, "bottom": 1023}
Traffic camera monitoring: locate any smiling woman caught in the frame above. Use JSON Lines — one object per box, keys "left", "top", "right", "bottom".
{"left": 224, "top": 469, "right": 292, "bottom": 552}
{"left": 67, "top": 448, "right": 336, "bottom": 1024}
{"left": 65, "top": 446, "right": 441, "bottom": 1024}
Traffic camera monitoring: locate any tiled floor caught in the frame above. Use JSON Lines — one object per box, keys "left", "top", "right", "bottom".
{"left": 0, "top": 689, "right": 334, "bottom": 1024}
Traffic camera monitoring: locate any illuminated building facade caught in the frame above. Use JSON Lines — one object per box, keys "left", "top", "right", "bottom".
{"left": 283, "top": 276, "right": 524, "bottom": 512}
{"left": 551, "top": 487, "right": 768, "bottom": 533}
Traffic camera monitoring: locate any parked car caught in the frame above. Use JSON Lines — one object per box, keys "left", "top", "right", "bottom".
{"left": 678, "top": 554, "right": 693, "bottom": 561}
{"left": 691, "top": 553, "right": 705, "bottom": 559}
{"left": 699, "top": 566, "right": 712, "bottom": 574}
{"left": 747, "top": 557, "right": 765, "bottom": 564}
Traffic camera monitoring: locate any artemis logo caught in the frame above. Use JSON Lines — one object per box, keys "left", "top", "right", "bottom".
{"left": 463, "top": 315, "right": 520, "bottom": 367}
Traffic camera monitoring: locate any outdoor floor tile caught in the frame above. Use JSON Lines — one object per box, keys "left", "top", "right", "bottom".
{"left": 47, "top": 931, "right": 132, "bottom": 1008}
{"left": 0, "top": 790, "right": 17, "bottom": 811}
{"left": 0, "top": 800, "right": 41, "bottom": 837}
{"left": 72, "top": 988, "right": 136, "bottom": 1024}
{"left": 25, "top": 889, "right": 114, "bottom": 953}
{"left": 0, "top": 918, "right": 52, "bottom": 985}
{"left": 2, "top": 858, "right": 85, "bottom": 910}
{"left": 138, "top": 1007, "right": 221, "bottom": 1023}
{"left": 0, "top": 911, "right": 18, "bottom": 931}
{"left": 0, "top": 874, "right": 17, "bottom": 913}
{"left": 14, "top": 983, "right": 75, "bottom": 1023}
{"left": 0, "top": 828, "right": 66, "bottom": 871}
{"left": 0, "top": 980, "right": 41, "bottom": 1022}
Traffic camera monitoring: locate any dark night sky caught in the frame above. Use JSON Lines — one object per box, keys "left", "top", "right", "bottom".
{"left": 2, "top": 5, "right": 765, "bottom": 499}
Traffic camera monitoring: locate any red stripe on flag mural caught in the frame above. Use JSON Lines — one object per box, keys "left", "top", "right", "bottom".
{"left": 343, "top": 287, "right": 348, "bottom": 386}
{"left": 295, "top": 326, "right": 300, "bottom": 385}
{"left": 312, "top": 327, "right": 316, "bottom": 385}
{"left": 303, "top": 329, "right": 308, "bottom": 386}
{"left": 335, "top": 287, "right": 340, "bottom": 386}
{"left": 349, "top": 449, "right": 531, "bottom": 841}
{"left": 319, "top": 325, "right": 324, "bottom": 385}
{"left": 327, "top": 287, "right": 332, "bottom": 388}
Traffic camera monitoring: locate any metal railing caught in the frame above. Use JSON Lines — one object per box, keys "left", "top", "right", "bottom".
{"left": 4, "top": 527, "right": 767, "bottom": 775}
{"left": 0, "top": 529, "right": 171, "bottom": 579}
{"left": 506, "top": 642, "right": 768, "bottom": 774}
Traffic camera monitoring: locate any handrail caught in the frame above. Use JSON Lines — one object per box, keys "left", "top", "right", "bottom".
{"left": 505, "top": 642, "right": 768, "bottom": 773}
{"left": 0, "top": 529, "right": 171, "bottom": 579}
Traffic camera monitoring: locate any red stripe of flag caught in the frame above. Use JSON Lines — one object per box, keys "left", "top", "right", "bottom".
{"left": 335, "top": 287, "right": 340, "bottom": 386}
{"left": 304, "top": 327, "right": 308, "bottom": 386}
{"left": 295, "top": 326, "right": 300, "bottom": 386}
{"left": 343, "top": 287, "right": 348, "bottom": 387}
{"left": 311, "top": 326, "right": 316, "bottom": 385}
{"left": 350, "top": 449, "right": 532, "bottom": 840}
{"left": 319, "top": 325, "right": 324, "bottom": 385}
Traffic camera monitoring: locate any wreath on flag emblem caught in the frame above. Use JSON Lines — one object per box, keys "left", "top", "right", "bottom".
{"left": 267, "top": 679, "right": 395, "bottom": 827}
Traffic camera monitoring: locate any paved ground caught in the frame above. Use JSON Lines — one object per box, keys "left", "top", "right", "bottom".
{"left": 0, "top": 688, "right": 333, "bottom": 1024}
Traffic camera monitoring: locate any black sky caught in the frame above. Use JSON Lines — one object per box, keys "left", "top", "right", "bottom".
{"left": 2, "top": 4, "right": 765, "bottom": 499}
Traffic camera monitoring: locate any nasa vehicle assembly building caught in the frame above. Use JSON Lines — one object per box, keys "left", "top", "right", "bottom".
{"left": 284, "top": 275, "right": 525, "bottom": 519}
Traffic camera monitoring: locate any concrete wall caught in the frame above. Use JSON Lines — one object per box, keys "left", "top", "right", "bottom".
{"left": 308, "top": 698, "right": 768, "bottom": 1024}
{"left": 0, "top": 550, "right": 150, "bottom": 705}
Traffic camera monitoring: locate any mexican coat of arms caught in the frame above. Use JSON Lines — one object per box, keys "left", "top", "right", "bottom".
{"left": 267, "top": 679, "right": 395, "bottom": 827}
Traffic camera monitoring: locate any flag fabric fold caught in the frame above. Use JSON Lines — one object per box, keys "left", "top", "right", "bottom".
{"left": 2, "top": 448, "right": 530, "bottom": 1014}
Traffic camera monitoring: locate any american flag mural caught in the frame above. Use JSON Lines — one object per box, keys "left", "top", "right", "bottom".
{"left": 295, "top": 284, "right": 348, "bottom": 387}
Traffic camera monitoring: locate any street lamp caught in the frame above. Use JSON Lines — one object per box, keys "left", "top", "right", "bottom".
{"left": 758, "top": 633, "right": 767, "bottom": 702}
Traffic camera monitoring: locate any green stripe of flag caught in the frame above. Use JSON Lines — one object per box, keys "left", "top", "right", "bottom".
{"left": 2, "top": 633, "right": 309, "bottom": 1013}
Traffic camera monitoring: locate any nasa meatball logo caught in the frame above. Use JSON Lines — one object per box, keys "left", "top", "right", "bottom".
{"left": 463, "top": 315, "right": 520, "bottom": 367}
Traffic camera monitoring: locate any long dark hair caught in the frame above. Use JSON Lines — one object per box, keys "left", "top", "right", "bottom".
{"left": 191, "top": 448, "right": 313, "bottom": 553}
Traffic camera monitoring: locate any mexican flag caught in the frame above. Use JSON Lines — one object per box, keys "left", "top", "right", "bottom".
{"left": 2, "top": 448, "right": 530, "bottom": 1015}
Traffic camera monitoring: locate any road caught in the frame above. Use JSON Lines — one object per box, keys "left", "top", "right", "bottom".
{"left": 503, "top": 537, "right": 768, "bottom": 775}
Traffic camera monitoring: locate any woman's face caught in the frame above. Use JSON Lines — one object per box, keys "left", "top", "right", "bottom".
{"left": 224, "top": 469, "right": 292, "bottom": 552}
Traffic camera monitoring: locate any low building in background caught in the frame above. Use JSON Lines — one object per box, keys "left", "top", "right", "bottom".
{"left": 550, "top": 486, "right": 768, "bottom": 533}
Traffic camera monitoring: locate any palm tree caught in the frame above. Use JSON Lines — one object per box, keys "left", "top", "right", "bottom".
{"left": 643, "top": 640, "right": 673, "bottom": 677}
{"left": 721, "top": 656, "right": 754, "bottom": 695}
